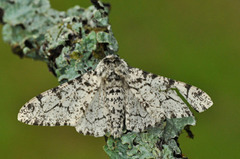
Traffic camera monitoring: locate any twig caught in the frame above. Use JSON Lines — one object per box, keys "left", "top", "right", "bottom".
{"left": 0, "top": 0, "right": 196, "bottom": 158}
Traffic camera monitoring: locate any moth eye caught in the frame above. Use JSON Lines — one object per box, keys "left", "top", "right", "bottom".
{"left": 103, "top": 58, "right": 110, "bottom": 64}
{"left": 113, "top": 59, "right": 120, "bottom": 65}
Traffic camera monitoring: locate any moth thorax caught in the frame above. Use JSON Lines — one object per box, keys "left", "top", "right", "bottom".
{"left": 105, "top": 71, "right": 124, "bottom": 86}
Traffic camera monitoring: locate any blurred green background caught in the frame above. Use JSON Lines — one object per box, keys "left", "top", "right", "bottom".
{"left": 0, "top": 0, "right": 239, "bottom": 158}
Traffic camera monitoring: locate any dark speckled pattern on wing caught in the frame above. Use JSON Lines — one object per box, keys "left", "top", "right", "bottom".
{"left": 18, "top": 70, "right": 100, "bottom": 127}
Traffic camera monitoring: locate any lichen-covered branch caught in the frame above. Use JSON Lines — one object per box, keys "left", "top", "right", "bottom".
{"left": 104, "top": 117, "right": 195, "bottom": 159}
{"left": 0, "top": 0, "right": 117, "bottom": 82}
{"left": 0, "top": 0, "right": 196, "bottom": 158}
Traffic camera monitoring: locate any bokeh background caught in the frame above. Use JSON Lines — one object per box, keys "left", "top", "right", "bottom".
{"left": 0, "top": 0, "right": 239, "bottom": 158}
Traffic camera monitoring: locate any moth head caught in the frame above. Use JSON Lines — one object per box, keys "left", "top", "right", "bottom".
{"left": 96, "top": 55, "right": 129, "bottom": 79}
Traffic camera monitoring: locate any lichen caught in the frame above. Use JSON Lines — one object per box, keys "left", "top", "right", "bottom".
{"left": 1, "top": 0, "right": 65, "bottom": 59}
{"left": 1, "top": 0, "right": 118, "bottom": 83}
{"left": 104, "top": 117, "right": 195, "bottom": 159}
{"left": 43, "top": 8, "right": 118, "bottom": 83}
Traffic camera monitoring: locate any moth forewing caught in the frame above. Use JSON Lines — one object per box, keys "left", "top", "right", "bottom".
{"left": 18, "top": 71, "right": 100, "bottom": 127}
{"left": 171, "top": 81, "right": 213, "bottom": 113}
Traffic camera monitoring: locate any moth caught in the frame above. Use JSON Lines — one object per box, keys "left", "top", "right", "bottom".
{"left": 18, "top": 55, "right": 213, "bottom": 138}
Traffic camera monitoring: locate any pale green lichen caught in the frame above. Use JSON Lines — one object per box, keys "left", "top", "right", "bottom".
{"left": 1, "top": 0, "right": 118, "bottom": 83}
{"left": 104, "top": 117, "right": 195, "bottom": 159}
{"left": 1, "top": 0, "right": 65, "bottom": 59}
{"left": 44, "top": 12, "right": 118, "bottom": 83}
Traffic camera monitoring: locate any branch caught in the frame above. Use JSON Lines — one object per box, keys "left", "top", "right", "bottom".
{"left": 0, "top": 0, "right": 196, "bottom": 158}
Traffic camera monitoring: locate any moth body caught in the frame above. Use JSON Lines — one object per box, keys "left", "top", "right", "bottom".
{"left": 18, "top": 55, "right": 213, "bottom": 138}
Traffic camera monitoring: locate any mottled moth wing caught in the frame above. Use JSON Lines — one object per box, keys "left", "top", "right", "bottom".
{"left": 126, "top": 67, "right": 213, "bottom": 129}
{"left": 125, "top": 87, "right": 194, "bottom": 132}
{"left": 18, "top": 70, "right": 100, "bottom": 127}
{"left": 75, "top": 87, "right": 111, "bottom": 137}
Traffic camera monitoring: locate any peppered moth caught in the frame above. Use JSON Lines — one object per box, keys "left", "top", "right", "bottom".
{"left": 18, "top": 55, "right": 213, "bottom": 138}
